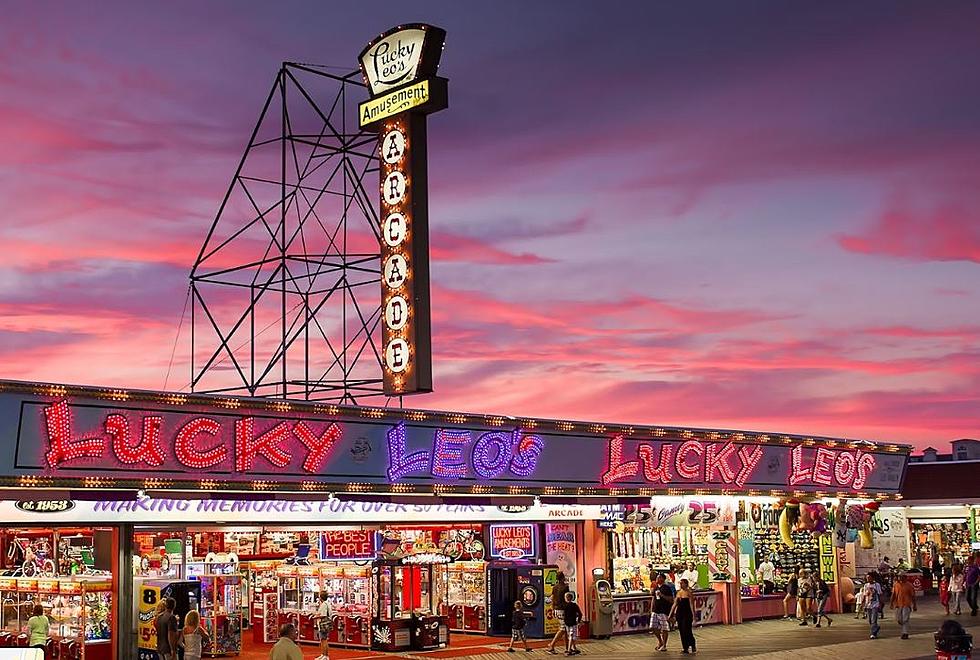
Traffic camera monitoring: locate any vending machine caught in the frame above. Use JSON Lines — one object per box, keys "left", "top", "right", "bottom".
{"left": 488, "top": 564, "right": 556, "bottom": 639}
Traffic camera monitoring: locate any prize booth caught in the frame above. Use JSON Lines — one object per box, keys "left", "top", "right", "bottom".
{"left": 605, "top": 501, "right": 733, "bottom": 634}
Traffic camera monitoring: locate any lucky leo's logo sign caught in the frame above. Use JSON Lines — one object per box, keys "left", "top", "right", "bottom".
{"left": 359, "top": 24, "right": 445, "bottom": 97}
{"left": 360, "top": 23, "right": 448, "bottom": 395}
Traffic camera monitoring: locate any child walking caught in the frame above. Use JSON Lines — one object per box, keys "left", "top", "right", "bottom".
{"left": 507, "top": 601, "right": 531, "bottom": 652}
{"left": 940, "top": 570, "right": 951, "bottom": 615}
{"left": 180, "top": 610, "right": 210, "bottom": 660}
{"left": 562, "top": 592, "right": 582, "bottom": 655}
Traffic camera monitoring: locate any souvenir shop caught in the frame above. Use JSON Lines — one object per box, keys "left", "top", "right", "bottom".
{"left": 0, "top": 379, "right": 912, "bottom": 658}
{"left": 601, "top": 493, "right": 903, "bottom": 629}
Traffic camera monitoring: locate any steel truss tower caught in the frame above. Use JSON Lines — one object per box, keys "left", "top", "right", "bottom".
{"left": 190, "top": 63, "right": 387, "bottom": 403}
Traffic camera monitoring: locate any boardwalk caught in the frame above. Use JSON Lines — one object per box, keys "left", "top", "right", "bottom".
{"left": 402, "top": 601, "right": 977, "bottom": 660}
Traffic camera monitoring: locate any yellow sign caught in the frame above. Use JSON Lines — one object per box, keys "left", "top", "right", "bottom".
{"left": 543, "top": 567, "right": 561, "bottom": 635}
{"left": 138, "top": 583, "right": 162, "bottom": 652}
{"left": 819, "top": 534, "right": 838, "bottom": 583}
{"left": 359, "top": 80, "right": 430, "bottom": 127}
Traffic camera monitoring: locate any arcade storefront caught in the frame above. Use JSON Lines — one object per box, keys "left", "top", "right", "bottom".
{"left": 0, "top": 379, "right": 910, "bottom": 658}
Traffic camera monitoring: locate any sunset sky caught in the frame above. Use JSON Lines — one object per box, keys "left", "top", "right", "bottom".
{"left": 1, "top": 1, "right": 978, "bottom": 450}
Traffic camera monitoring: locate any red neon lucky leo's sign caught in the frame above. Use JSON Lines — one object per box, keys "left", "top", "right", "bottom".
{"left": 601, "top": 435, "right": 876, "bottom": 490}
{"left": 42, "top": 400, "right": 342, "bottom": 474}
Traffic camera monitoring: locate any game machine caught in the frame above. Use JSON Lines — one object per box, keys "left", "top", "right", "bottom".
{"left": 58, "top": 534, "right": 96, "bottom": 576}
{"left": 197, "top": 571, "right": 242, "bottom": 656}
{"left": 321, "top": 563, "right": 373, "bottom": 649}
{"left": 370, "top": 530, "right": 450, "bottom": 652}
{"left": 488, "top": 564, "right": 557, "bottom": 639}
{"left": 186, "top": 552, "right": 239, "bottom": 579}
{"left": 371, "top": 560, "right": 450, "bottom": 652}
{"left": 57, "top": 578, "right": 112, "bottom": 660}
{"left": 0, "top": 576, "right": 20, "bottom": 643}
{"left": 136, "top": 579, "right": 201, "bottom": 660}
{"left": 248, "top": 560, "right": 280, "bottom": 644}
{"left": 438, "top": 526, "right": 487, "bottom": 633}
{"left": 293, "top": 565, "right": 322, "bottom": 644}
{"left": 274, "top": 558, "right": 322, "bottom": 643}
{"left": 135, "top": 535, "right": 183, "bottom": 579}
{"left": 16, "top": 577, "right": 38, "bottom": 639}
{"left": 590, "top": 568, "right": 614, "bottom": 639}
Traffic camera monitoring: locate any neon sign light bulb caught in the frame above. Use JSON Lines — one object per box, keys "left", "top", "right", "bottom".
{"left": 508, "top": 431, "right": 544, "bottom": 477}
{"left": 386, "top": 421, "right": 430, "bottom": 481}
{"left": 471, "top": 431, "right": 512, "bottom": 479}
{"left": 174, "top": 417, "right": 226, "bottom": 469}
{"left": 43, "top": 400, "right": 104, "bottom": 468}
{"left": 105, "top": 413, "right": 165, "bottom": 466}
{"left": 431, "top": 429, "right": 471, "bottom": 479}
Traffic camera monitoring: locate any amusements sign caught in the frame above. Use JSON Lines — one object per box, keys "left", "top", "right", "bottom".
{"left": 488, "top": 523, "right": 536, "bottom": 559}
{"left": 359, "top": 24, "right": 448, "bottom": 395}
{"left": 0, "top": 383, "right": 909, "bottom": 495}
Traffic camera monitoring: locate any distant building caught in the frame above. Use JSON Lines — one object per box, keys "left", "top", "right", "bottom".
{"left": 909, "top": 438, "right": 980, "bottom": 463}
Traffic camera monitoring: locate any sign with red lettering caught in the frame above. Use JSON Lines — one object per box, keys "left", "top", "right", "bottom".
{"left": 488, "top": 524, "right": 536, "bottom": 560}
{"left": 0, "top": 380, "right": 909, "bottom": 496}
{"left": 319, "top": 530, "right": 376, "bottom": 561}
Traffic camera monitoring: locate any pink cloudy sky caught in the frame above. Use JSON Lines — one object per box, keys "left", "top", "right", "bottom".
{"left": 1, "top": 2, "right": 979, "bottom": 451}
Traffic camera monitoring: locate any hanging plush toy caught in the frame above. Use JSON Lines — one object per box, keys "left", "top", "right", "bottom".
{"left": 779, "top": 499, "right": 800, "bottom": 548}
{"left": 858, "top": 502, "right": 879, "bottom": 549}
{"left": 803, "top": 502, "right": 829, "bottom": 534}
{"left": 832, "top": 499, "right": 848, "bottom": 548}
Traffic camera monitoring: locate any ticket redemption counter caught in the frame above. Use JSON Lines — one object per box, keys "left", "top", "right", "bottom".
{"left": 370, "top": 560, "right": 450, "bottom": 652}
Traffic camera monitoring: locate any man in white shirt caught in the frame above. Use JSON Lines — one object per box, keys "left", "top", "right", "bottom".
{"left": 757, "top": 559, "right": 776, "bottom": 594}
{"left": 315, "top": 594, "right": 333, "bottom": 660}
{"left": 680, "top": 563, "right": 700, "bottom": 589}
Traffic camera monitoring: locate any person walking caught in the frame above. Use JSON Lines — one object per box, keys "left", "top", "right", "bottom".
{"left": 650, "top": 573, "right": 674, "bottom": 652}
{"left": 965, "top": 553, "right": 980, "bottom": 617}
{"left": 180, "top": 609, "right": 210, "bottom": 660}
{"left": 27, "top": 604, "right": 50, "bottom": 651}
{"left": 155, "top": 597, "right": 180, "bottom": 660}
{"left": 270, "top": 624, "right": 304, "bottom": 660}
{"left": 507, "top": 601, "right": 531, "bottom": 652}
{"left": 546, "top": 572, "right": 570, "bottom": 654}
{"left": 950, "top": 564, "right": 966, "bottom": 615}
{"left": 862, "top": 573, "right": 883, "bottom": 639}
{"left": 314, "top": 593, "right": 333, "bottom": 660}
{"left": 782, "top": 569, "right": 799, "bottom": 619}
{"left": 813, "top": 576, "right": 832, "bottom": 627}
{"left": 561, "top": 592, "right": 582, "bottom": 656}
{"left": 669, "top": 578, "right": 697, "bottom": 655}
{"left": 797, "top": 570, "right": 814, "bottom": 626}
{"left": 940, "top": 568, "right": 951, "bottom": 615}
{"left": 891, "top": 572, "right": 917, "bottom": 640}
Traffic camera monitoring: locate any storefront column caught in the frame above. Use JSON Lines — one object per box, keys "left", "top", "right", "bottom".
{"left": 116, "top": 523, "right": 134, "bottom": 660}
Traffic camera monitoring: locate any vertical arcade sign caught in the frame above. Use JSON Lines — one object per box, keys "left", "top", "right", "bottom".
{"left": 359, "top": 24, "right": 449, "bottom": 395}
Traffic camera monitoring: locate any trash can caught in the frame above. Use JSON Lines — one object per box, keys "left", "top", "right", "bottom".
{"left": 935, "top": 619, "right": 973, "bottom": 660}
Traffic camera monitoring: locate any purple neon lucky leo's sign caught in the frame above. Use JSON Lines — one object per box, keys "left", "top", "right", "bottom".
{"left": 0, "top": 382, "right": 909, "bottom": 495}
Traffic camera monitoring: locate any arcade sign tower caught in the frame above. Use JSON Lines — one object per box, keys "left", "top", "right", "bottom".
{"left": 358, "top": 24, "right": 448, "bottom": 396}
